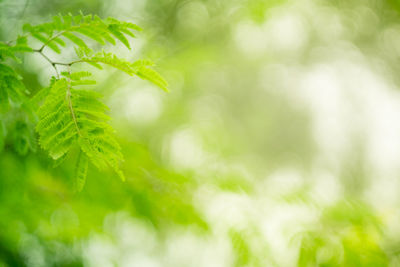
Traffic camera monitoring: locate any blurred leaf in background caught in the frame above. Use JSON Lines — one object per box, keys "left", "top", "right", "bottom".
{"left": 2, "top": 0, "right": 400, "bottom": 266}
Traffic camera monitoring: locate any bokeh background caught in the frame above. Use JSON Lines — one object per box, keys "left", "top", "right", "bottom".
{"left": 2, "top": 0, "right": 400, "bottom": 266}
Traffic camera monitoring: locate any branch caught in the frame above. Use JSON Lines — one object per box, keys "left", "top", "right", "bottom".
{"left": 37, "top": 21, "right": 105, "bottom": 52}
{"left": 34, "top": 49, "right": 60, "bottom": 78}
{"left": 33, "top": 49, "right": 83, "bottom": 78}
{"left": 37, "top": 30, "right": 66, "bottom": 52}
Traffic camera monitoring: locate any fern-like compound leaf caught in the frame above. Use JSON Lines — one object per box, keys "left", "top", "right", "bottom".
{"left": 24, "top": 13, "right": 140, "bottom": 52}
{"left": 36, "top": 75, "right": 124, "bottom": 180}
{"left": 135, "top": 64, "right": 169, "bottom": 92}
{"left": 75, "top": 151, "right": 88, "bottom": 192}
{"left": 0, "top": 37, "right": 33, "bottom": 62}
{"left": 77, "top": 52, "right": 169, "bottom": 91}
{"left": 36, "top": 79, "right": 75, "bottom": 159}
{"left": 79, "top": 51, "right": 136, "bottom": 75}
{"left": 11, "top": 119, "right": 37, "bottom": 155}
{"left": 3, "top": 13, "right": 168, "bottom": 188}
{"left": 0, "top": 64, "right": 28, "bottom": 113}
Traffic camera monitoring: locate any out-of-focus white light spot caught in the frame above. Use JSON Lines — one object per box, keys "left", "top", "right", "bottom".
{"left": 234, "top": 9, "right": 308, "bottom": 57}
{"left": 83, "top": 235, "right": 117, "bottom": 267}
{"left": 103, "top": 212, "right": 157, "bottom": 253}
{"left": 310, "top": 170, "right": 341, "bottom": 205}
{"left": 296, "top": 57, "right": 400, "bottom": 179}
{"left": 360, "top": 74, "right": 400, "bottom": 177}
{"left": 300, "top": 64, "right": 351, "bottom": 161}
{"left": 365, "top": 176, "right": 400, "bottom": 212}
{"left": 124, "top": 88, "right": 162, "bottom": 125}
{"left": 259, "top": 203, "right": 317, "bottom": 266}
{"left": 169, "top": 129, "right": 205, "bottom": 169}
{"left": 263, "top": 11, "right": 308, "bottom": 53}
{"left": 264, "top": 168, "right": 304, "bottom": 197}
{"left": 164, "top": 230, "right": 232, "bottom": 267}
{"left": 121, "top": 254, "right": 161, "bottom": 267}
{"left": 84, "top": 212, "right": 162, "bottom": 267}
{"left": 19, "top": 234, "right": 46, "bottom": 267}
{"left": 204, "top": 191, "right": 254, "bottom": 229}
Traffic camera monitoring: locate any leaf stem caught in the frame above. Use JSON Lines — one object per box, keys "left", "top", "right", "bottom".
{"left": 34, "top": 49, "right": 60, "bottom": 78}
{"left": 33, "top": 49, "right": 83, "bottom": 78}
{"left": 66, "top": 65, "right": 81, "bottom": 136}
{"left": 37, "top": 30, "right": 67, "bottom": 52}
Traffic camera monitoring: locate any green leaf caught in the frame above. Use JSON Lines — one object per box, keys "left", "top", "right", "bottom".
{"left": 86, "top": 62, "right": 103, "bottom": 69}
{"left": 74, "top": 28, "right": 106, "bottom": 45}
{"left": 52, "top": 152, "right": 68, "bottom": 168}
{"left": 0, "top": 63, "right": 28, "bottom": 112}
{"left": 0, "top": 84, "right": 10, "bottom": 113}
{"left": 62, "top": 71, "right": 92, "bottom": 80}
{"left": 79, "top": 51, "right": 135, "bottom": 75}
{"left": 46, "top": 42, "right": 61, "bottom": 53}
{"left": 63, "top": 32, "right": 89, "bottom": 49}
{"left": 136, "top": 66, "right": 169, "bottom": 92}
{"left": 37, "top": 78, "right": 124, "bottom": 185}
{"left": 12, "top": 120, "right": 36, "bottom": 155}
{"left": 108, "top": 24, "right": 131, "bottom": 49}
{"left": 31, "top": 32, "right": 48, "bottom": 43}
{"left": 75, "top": 151, "right": 88, "bottom": 192}
{"left": 52, "top": 37, "right": 66, "bottom": 47}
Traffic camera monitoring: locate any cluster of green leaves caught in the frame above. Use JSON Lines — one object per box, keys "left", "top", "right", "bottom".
{"left": 0, "top": 37, "right": 32, "bottom": 62}
{"left": 0, "top": 64, "right": 28, "bottom": 113}
{"left": 0, "top": 61, "right": 36, "bottom": 156}
{"left": 23, "top": 13, "right": 141, "bottom": 52}
{"left": 0, "top": 139, "right": 207, "bottom": 266}
{"left": 297, "top": 201, "right": 388, "bottom": 267}
{"left": 37, "top": 74, "right": 124, "bottom": 182}
{"left": 77, "top": 52, "right": 169, "bottom": 91}
{"left": 0, "top": 13, "right": 168, "bottom": 191}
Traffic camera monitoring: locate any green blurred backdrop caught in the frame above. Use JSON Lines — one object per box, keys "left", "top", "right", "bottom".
{"left": 2, "top": 0, "right": 400, "bottom": 266}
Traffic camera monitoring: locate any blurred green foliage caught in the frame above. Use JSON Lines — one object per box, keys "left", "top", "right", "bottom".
{"left": 298, "top": 201, "right": 387, "bottom": 267}
{"left": 1, "top": 0, "right": 400, "bottom": 266}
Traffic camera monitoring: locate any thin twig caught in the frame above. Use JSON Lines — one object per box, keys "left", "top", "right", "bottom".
{"left": 34, "top": 49, "right": 60, "bottom": 78}
{"left": 38, "top": 30, "right": 66, "bottom": 52}
{"left": 33, "top": 49, "right": 84, "bottom": 78}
